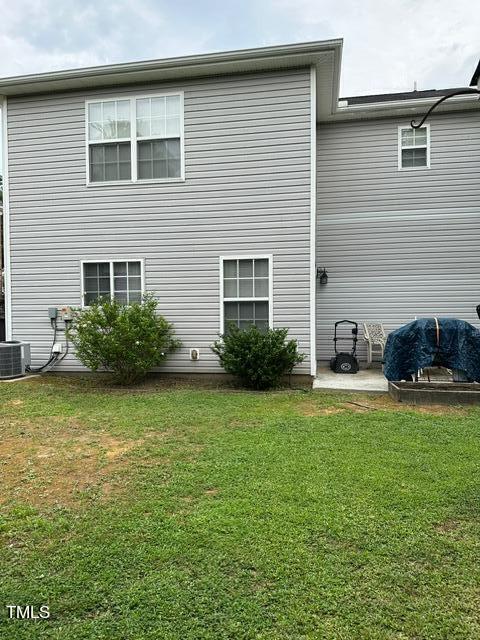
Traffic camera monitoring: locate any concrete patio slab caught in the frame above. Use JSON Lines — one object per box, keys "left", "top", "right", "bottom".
{"left": 313, "top": 366, "right": 388, "bottom": 393}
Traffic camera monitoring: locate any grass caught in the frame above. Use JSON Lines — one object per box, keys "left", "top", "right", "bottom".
{"left": 0, "top": 376, "right": 480, "bottom": 639}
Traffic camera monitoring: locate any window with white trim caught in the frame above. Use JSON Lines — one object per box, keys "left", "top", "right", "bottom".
{"left": 136, "top": 95, "right": 181, "bottom": 179}
{"left": 88, "top": 100, "right": 131, "bottom": 182}
{"left": 86, "top": 93, "right": 183, "bottom": 184}
{"left": 82, "top": 260, "right": 143, "bottom": 306}
{"left": 399, "top": 125, "right": 430, "bottom": 169}
{"left": 222, "top": 257, "right": 271, "bottom": 333}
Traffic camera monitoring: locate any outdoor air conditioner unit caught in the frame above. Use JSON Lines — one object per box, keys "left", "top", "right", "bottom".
{"left": 0, "top": 341, "right": 31, "bottom": 379}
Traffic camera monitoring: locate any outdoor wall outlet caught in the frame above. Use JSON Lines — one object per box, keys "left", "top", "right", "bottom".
{"left": 190, "top": 348, "right": 200, "bottom": 361}
{"left": 48, "top": 307, "right": 58, "bottom": 319}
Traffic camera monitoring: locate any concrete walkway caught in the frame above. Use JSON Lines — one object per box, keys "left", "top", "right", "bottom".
{"left": 313, "top": 366, "right": 388, "bottom": 393}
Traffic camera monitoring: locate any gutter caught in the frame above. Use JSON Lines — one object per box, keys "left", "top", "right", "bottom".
{"left": 0, "top": 40, "right": 343, "bottom": 98}
{"left": 330, "top": 92, "right": 480, "bottom": 121}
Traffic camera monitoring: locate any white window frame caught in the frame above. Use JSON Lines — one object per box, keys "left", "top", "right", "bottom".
{"left": 85, "top": 91, "right": 185, "bottom": 186}
{"left": 398, "top": 124, "right": 430, "bottom": 171}
{"left": 80, "top": 258, "right": 145, "bottom": 308}
{"left": 219, "top": 254, "right": 273, "bottom": 333}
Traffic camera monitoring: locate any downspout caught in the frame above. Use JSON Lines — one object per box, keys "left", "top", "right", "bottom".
{"left": 309, "top": 66, "right": 317, "bottom": 377}
{"left": 1, "top": 96, "right": 11, "bottom": 340}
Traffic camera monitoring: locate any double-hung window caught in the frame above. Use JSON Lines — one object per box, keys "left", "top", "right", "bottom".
{"left": 88, "top": 100, "right": 132, "bottom": 182}
{"left": 82, "top": 260, "right": 144, "bottom": 306}
{"left": 136, "top": 95, "right": 182, "bottom": 179}
{"left": 86, "top": 93, "right": 183, "bottom": 184}
{"left": 398, "top": 125, "right": 430, "bottom": 169}
{"left": 221, "top": 256, "right": 272, "bottom": 333}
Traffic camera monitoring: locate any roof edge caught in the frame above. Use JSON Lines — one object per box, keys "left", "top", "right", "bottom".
{"left": 323, "top": 92, "right": 480, "bottom": 122}
{"left": 341, "top": 87, "right": 471, "bottom": 106}
{"left": 0, "top": 39, "right": 343, "bottom": 97}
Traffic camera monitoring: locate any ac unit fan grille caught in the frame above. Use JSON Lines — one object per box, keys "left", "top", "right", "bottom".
{"left": 0, "top": 342, "right": 25, "bottom": 379}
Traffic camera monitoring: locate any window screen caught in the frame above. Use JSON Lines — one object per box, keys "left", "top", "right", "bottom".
{"left": 136, "top": 95, "right": 182, "bottom": 179}
{"left": 86, "top": 93, "right": 183, "bottom": 183}
{"left": 83, "top": 261, "right": 142, "bottom": 306}
{"left": 222, "top": 258, "right": 270, "bottom": 332}
{"left": 83, "top": 262, "right": 111, "bottom": 306}
{"left": 87, "top": 100, "right": 131, "bottom": 183}
{"left": 400, "top": 126, "right": 429, "bottom": 168}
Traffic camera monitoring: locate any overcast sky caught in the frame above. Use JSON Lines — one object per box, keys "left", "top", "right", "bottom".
{"left": 0, "top": 0, "right": 478, "bottom": 96}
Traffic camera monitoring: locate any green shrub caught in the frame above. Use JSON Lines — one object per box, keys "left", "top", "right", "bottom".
{"left": 68, "top": 295, "right": 181, "bottom": 385}
{"left": 212, "top": 324, "right": 304, "bottom": 390}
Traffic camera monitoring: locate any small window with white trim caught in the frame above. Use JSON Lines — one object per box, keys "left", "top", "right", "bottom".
{"left": 398, "top": 125, "right": 430, "bottom": 169}
{"left": 82, "top": 260, "right": 143, "bottom": 306}
{"left": 221, "top": 257, "right": 271, "bottom": 333}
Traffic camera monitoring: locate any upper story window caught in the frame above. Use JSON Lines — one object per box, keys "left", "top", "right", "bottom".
{"left": 86, "top": 93, "right": 184, "bottom": 184}
{"left": 398, "top": 125, "right": 430, "bottom": 170}
{"left": 88, "top": 100, "right": 132, "bottom": 182}
{"left": 136, "top": 96, "right": 181, "bottom": 180}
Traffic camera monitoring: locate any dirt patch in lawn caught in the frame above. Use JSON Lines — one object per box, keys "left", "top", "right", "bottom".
{"left": 0, "top": 419, "right": 145, "bottom": 508}
{"left": 296, "top": 402, "right": 346, "bottom": 417}
{"left": 294, "top": 394, "right": 470, "bottom": 418}
{"left": 349, "top": 394, "right": 470, "bottom": 416}
{"left": 435, "top": 519, "right": 462, "bottom": 534}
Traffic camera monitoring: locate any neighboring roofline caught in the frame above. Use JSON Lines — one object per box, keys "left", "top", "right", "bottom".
{"left": 326, "top": 91, "right": 480, "bottom": 122}
{"left": 471, "top": 60, "right": 480, "bottom": 86}
{"left": 341, "top": 87, "right": 469, "bottom": 105}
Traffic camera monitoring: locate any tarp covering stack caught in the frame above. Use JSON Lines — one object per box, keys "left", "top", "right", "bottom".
{"left": 384, "top": 318, "right": 480, "bottom": 382}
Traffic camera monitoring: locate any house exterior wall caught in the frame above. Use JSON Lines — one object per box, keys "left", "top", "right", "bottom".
{"left": 316, "top": 110, "right": 480, "bottom": 361}
{"left": 6, "top": 68, "right": 313, "bottom": 374}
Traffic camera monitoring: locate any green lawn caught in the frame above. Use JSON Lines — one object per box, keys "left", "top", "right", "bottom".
{"left": 1, "top": 377, "right": 479, "bottom": 639}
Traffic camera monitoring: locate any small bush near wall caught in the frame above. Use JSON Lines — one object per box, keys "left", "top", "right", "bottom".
{"left": 69, "top": 295, "right": 181, "bottom": 385}
{"left": 212, "top": 325, "right": 304, "bottom": 390}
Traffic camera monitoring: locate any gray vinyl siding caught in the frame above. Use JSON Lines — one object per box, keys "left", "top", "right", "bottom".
{"left": 7, "top": 69, "right": 312, "bottom": 374}
{"left": 316, "top": 110, "right": 480, "bottom": 362}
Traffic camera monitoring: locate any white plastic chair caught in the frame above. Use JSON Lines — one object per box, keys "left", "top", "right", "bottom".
{"left": 363, "top": 323, "right": 386, "bottom": 367}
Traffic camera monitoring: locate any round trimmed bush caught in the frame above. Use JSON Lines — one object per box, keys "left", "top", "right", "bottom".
{"left": 68, "top": 295, "right": 180, "bottom": 385}
{"left": 212, "top": 324, "right": 304, "bottom": 390}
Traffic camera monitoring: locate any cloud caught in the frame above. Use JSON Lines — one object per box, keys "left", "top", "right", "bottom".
{"left": 272, "top": 0, "right": 480, "bottom": 94}
{"left": 0, "top": 0, "right": 214, "bottom": 77}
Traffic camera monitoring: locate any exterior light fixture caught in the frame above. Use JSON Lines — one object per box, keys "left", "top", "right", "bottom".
{"left": 317, "top": 267, "right": 328, "bottom": 285}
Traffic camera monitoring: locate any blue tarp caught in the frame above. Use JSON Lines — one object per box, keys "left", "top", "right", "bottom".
{"left": 383, "top": 318, "right": 480, "bottom": 382}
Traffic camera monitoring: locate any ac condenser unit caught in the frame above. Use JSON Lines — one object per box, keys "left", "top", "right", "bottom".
{"left": 0, "top": 341, "right": 31, "bottom": 379}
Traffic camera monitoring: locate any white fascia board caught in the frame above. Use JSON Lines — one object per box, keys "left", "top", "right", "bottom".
{"left": 0, "top": 40, "right": 343, "bottom": 99}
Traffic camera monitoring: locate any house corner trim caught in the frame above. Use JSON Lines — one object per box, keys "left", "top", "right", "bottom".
{"left": 2, "top": 96, "right": 11, "bottom": 340}
{"left": 309, "top": 66, "right": 317, "bottom": 376}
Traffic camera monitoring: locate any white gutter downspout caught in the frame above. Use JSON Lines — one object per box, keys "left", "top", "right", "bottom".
{"left": 2, "top": 96, "right": 11, "bottom": 340}
{"left": 309, "top": 66, "right": 317, "bottom": 377}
